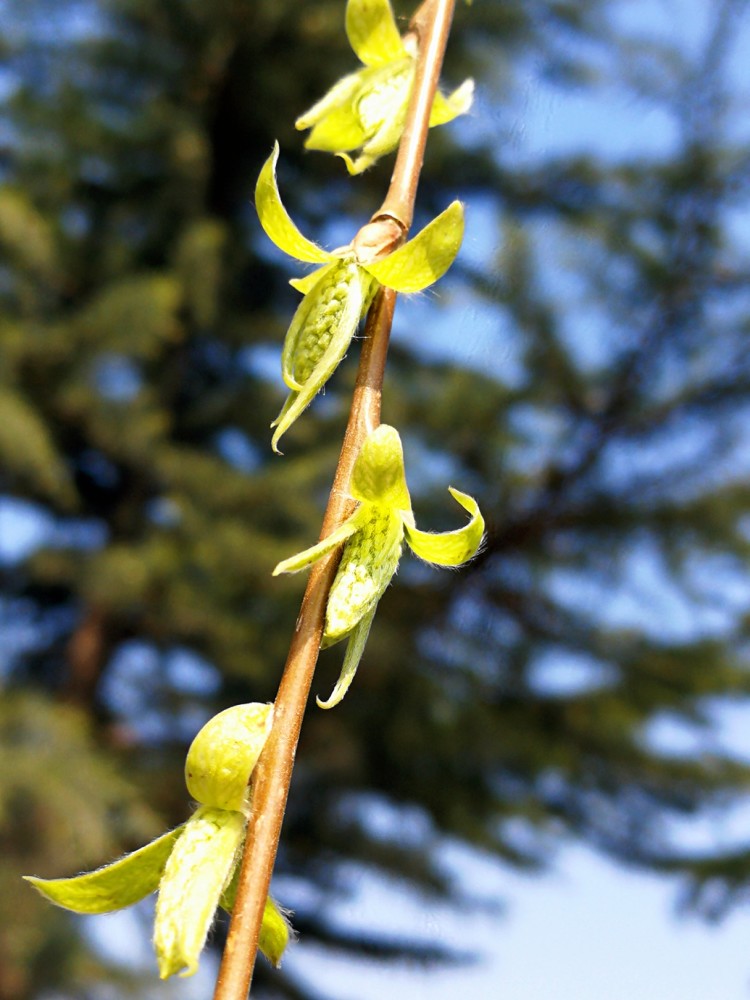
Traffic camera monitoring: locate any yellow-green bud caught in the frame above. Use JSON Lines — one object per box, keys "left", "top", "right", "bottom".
{"left": 185, "top": 703, "right": 273, "bottom": 812}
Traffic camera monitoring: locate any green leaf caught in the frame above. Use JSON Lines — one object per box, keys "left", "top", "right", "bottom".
{"left": 303, "top": 94, "right": 368, "bottom": 154}
{"left": 317, "top": 607, "right": 376, "bottom": 709}
{"left": 220, "top": 874, "right": 292, "bottom": 969}
{"left": 429, "top": 78, "right": 475, "bottom": 127}
{"left": 289, "top": 262, "right": 335, "bottom": 295}
{"left": 345, "top": 0, "right": 406, "bottom": 67}
{"left": 0, "top": 186, "right": 59, "bottom": 281}
{"left": 349, "top": 424, "right": 411, "bottom": 510}
{"left": 154, "top": 807, "right": 244, "bottom": 979}
{"left": 364, "top": 201, "right": 464, "bottom": 292}
{"left": 404, "top": 487, "right": 485, "bottom": 566}
{"left": 24, "top": 826, "right": 184, "bottom": 914}
{"left": 0, "top": 387, "right": 75, "bottom": 505}
{"left": 273, "top": 511, "right": 363, "bottom": 575}
{"left": 295, "top": 71, "right": 363, "bottom": 133}
{"left": 255, "top": 143, "right": 331, "bottom": 265}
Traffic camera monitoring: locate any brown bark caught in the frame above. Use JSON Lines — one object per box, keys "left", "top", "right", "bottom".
{"left": 61, "top": 605, "right": 108, "bottom": 709}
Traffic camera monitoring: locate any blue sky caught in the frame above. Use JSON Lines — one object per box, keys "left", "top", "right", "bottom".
{"left": 5, "top": 0, "right": 750, "bottom": 995}
{"left": 283, "top": 2, "right": 750, "bottom": 997}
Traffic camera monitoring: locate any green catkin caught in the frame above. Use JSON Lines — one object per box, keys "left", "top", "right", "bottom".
{"left": 325, "top": 504, "right": 403, "bottom": 642}
{"left": 356, "top": 61, "right": 413, "bottom": 131}
{"left": 272, "top": 424, "right": 484, "bottom": 705}
{"left": 153, "top": 806, "right": 245, "bottom": 979}
{"left": 292, "top": 260, "right": 360, "bottom": 385}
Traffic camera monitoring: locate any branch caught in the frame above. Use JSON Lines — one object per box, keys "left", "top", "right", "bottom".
{"left": 212, "top": 2, "right": 457, "bottom": 998}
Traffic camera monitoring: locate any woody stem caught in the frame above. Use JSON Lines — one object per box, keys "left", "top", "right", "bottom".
{"left": 211, "top": 2, "right": 457, "bottom": 998}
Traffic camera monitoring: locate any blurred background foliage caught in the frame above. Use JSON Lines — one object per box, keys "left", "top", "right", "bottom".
{"left": 1, "top": 0, "right": 750, "bottom": 996}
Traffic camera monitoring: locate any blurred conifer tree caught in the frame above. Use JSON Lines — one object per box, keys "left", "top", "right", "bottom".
{"left": 1, "top": 0, "right": 750, "bottom": 996}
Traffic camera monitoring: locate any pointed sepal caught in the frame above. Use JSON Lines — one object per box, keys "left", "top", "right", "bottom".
{"left": 429, "top": 78, "right": 475, "bottom": 127}
{"left": 255, "top": 143, "right": 331, "bottom": 265}
{"left": 404, "top": 487, "right": 484, "bottom": 566}
{"left": 23, "top": 826, "right": 184, "bottom": 914}
{"left": 295, "top": 71, "right": 364, "bottom": 135}
{"left": 305, "top": 97, "right": 369, "bottom": 156}
{"left": 317, "top": 607, "right": 376, "bottom": 709}
{"left": 345, "top": 0, "right": 406, "bottom": 66}
{"left": 258, "top": 896, "right": 294, "bottom": 967}
{"left": 289, "top": 262, "right": 335, "bottom": 295}
{"left": 364, "top": 201, "right": 464, "bottom": 293}
{"left": 273, "top": 511, "right": 363, "bottom": 576}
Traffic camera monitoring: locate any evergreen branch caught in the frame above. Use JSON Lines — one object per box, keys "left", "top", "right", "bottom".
{"left": 212, "top": 2, "right": 458, "bottom": 998}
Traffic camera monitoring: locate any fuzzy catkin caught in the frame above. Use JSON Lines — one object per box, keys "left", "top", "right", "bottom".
{"left": 325, "top": 505, "right": 403, "bottom": 642}
{"left": 154, "top": 806, "right": 244, "bottom": 979}
{"left": 293, "top": 260, "right": 360, "bottom": 385}
{"left": 356, "top": 62, "right": 413, "bottom": 131}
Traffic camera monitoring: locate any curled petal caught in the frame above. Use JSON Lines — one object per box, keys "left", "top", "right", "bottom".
{"left": 255, "top": 143, "right": 331, "bottom": 265}
{"left": 317, "top": 607, "right": 376, "bottom": 709}
{"left": 295, "top": 0, "right": 471, "bottom": 174}
{"left": 346, "top": 0, "right": 406, "bottom": 67}
{"left": 273, "top": 508, "right": 364, "bottom": 576}
{"left": 350, "top": 424, "right": 411, "bottom": 510}
{"left": 354, "top": 60, "right": 412, "bottom": 133}
{"left": 301, "top": 60, "right": 412, "bottom": 172}
{"left": 344, "top": 61, "right": 413, "bottom": 173}
{"left": 24, "top": 826, "right": 184, "bottom": 914}
{"left": 364, "top": 201, "right": 464, "bottom": 293}
{"left": 429, "top": 78, "right": 475, "bottom": 127}
{"left": 338, "top": 151, "right": 374, "bottom": 176}
{"left": 154, "top": 807, "right": 244, "bottom": 979}
{"left": 403, "top": 487, "right": 485, "bottom": 567}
